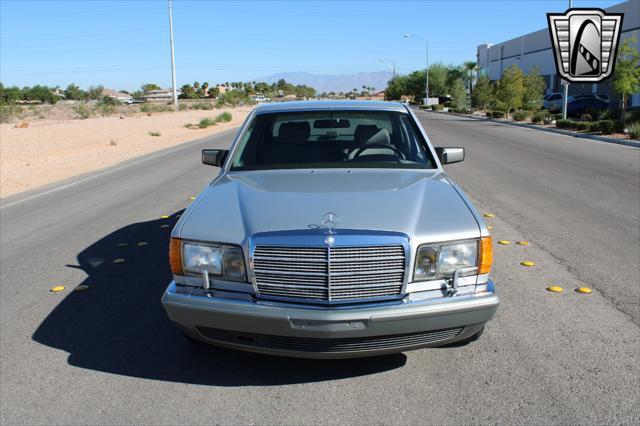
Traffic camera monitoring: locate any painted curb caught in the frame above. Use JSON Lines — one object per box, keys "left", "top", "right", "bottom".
{"left": 418, "top": 109, "right": 640, "bottom": 148}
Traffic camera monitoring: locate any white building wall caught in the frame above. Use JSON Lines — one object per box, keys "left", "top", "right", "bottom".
{"left": 477, "top": 0, "right": 639, "bottom": 106}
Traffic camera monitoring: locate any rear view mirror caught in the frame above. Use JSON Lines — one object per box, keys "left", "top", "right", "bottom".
{"left": 202, "top": 149, "right": 228, "bottom": 167}
{"left": 435, "top": 147, "right": 465, "bottom": 165}
{"left": 313, "top": 119, "right": 351, "bottom": 128}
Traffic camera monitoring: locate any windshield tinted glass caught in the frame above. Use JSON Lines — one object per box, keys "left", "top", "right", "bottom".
{"left": 230, "top": 110, "right": 435, "bottom": 170}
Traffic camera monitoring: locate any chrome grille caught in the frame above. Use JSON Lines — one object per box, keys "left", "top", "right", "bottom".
{"left": 253, "top": 244, "right": 405, "bottom": 302}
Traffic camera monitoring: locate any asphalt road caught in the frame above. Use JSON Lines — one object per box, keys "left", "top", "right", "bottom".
{"left": 1, "top": 113, "right": 638, "bottom": 425}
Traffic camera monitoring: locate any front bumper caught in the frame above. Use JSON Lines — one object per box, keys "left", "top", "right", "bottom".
{"left": 162, "top": 281, "right": 499, "bottom": 358}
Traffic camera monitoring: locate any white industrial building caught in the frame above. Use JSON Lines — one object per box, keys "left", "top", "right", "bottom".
{"left": 477, "top": 0, "right": 639, "bottom": 108}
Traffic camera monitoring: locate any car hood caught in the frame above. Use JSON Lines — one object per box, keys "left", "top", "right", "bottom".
{"left": 178, "top": 169, "right": 481, "bottom": 245}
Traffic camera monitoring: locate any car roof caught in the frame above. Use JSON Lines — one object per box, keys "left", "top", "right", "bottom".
{"left": 253, "top": 100, "right": 408, "bottom": 115}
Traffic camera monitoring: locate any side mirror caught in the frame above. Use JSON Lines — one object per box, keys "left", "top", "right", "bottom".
{"left": 202, "top": 149, "right": 228, "bottom": 167}
{"left": 435, "top": 147, "right": 464, "bottom": 165}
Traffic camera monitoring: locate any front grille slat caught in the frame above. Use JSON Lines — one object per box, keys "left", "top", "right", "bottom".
{"left": 196, "top": 326, "right": 462, "bottom": 352}
{"left": 253, "top": 243, "right": 405, "bottom": 302}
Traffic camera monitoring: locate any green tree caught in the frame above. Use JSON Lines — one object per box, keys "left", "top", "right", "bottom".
{"left": 494, "top": 64, "right": 524, "bottom": 117}
{"left": 612, "top": 36, "right": 640, "bottom": 113}
{"left": 141, "top": 83, "right": 161, "bottom": 92}
{"left": 22, "top": 85, "right": 60, "bottom": 104}
{"left": 472, "top": 75, "right": 493, "bottom": 109}
{"left": 522, "top": 66, "right": 546, "bottom": 110}
{"left": 427, "top": 63, "right": 448, "bottom": 97}
{"left": 87, "top": 85, "right": 104, "bottom": 100}
{"left": 207, "top": 87, "right": 220, "bottom": 98}
{"left": 450, "top": 78, "right": 467, "bottom": 109}
{"left": 178, "top": 84, "right": 196, "bottom": 99}
{"left": 463, "top": 61, "right": 477, "bottom": 97}
{"left": 0, "top": 83, "right": 22, "bottom": 103}
{"left": 64, "top": 83, "right": 86, "bottom": 100}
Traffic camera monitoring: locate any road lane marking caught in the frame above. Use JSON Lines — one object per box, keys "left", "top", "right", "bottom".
{"left": 521, "top": 261, "right": 536, "bottom": 267}
{"left": 50, "top": 286, "right": 65, "bottom": 293}
{"left": 547, "top": 286, "right": 563, "bottom": 293}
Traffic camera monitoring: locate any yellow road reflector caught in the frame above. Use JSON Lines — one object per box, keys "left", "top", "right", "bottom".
{"left": 160, "top": 215, "right": 170, "bottom": 219}
{"left": 497, "top": 240, "right": 511, "bottom": 245}
{"left": 137, "top": 241, "right": 149, "bottom": 247}
{"left": 160, "top": 224, "right": 171, "bottom": 229}
{"left": 75, "top": 285, "right": 89, "bottom": 292}
{"left": 189, "top": 196, "right": 196, "bottom": 200}
{"left": 113, "top": 258, "right": 126, "bottom": 264}
{"left": 516, "top": 241, "right": 530, "bottom": 246}
{"left": 50, "top": 286, "right": 65, "bottom": 293}
{"left": 547, "top": 285, "right": 563, "bottom": 293}
{"left": 487, "top": 226, "right": 494, "bottom": 230}
{"left": 576, "top": 287, "right": 592, "bottom": 294}
{"left": 521, "top": 261, "right": 536, "bottom": 267}
{"left": 117, "top": 243, "right": 128, "bottom": 247}
{"left": 483, "top": 213, "right": 495, "bottom": 218}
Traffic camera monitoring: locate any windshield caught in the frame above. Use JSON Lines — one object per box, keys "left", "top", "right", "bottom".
{"left": 230, "top": 110, "right": 436, "bottom": 171}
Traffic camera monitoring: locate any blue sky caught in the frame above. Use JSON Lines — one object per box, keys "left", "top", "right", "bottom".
{"left": 0, "top": 0, "right": 623, "bottom": 91}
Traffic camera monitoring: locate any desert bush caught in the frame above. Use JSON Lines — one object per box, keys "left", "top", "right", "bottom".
{"left": 216, "top": 112, "right": 232, "bottom": 123}
{"left": 531, "top": 110, "right": 550, "bottom": 124}
{"left": 556, "top": 119, "right": 574, "bottom": 129}
{"left": 140, "top": 103, "right": 173, "bottom": 113}
{"left": 593, "top": 120, "right": 614, "bottom": 134}
{"left": 73, "top": 103, "right": 93, "bottom": 119}
{"left": 178, "top": 103, "right": 188, "bottom": 111}
{"left": 148, "top": 131, "right": 161, "bottom": 137}
{"left": 623, "top": 110, "right": 640, "bottom": 125}
{"left": 198, "top": 118, "right": 217, "bottom": 128}
{"left": 512, "top": 111, "right": 529, "bottom": 121}
{"left": 585, "top": 109, "right": 603, "bottom": 121}
{"left": 492, "top": 111, "right": 505, "bottom": 118}
{"left": 628, "top": 122, "right": 640, "bottom": 139}
{"left": 190, "top": 102, "right": 214, "bottom": 110}
{"left": 432, "top": 104, "right": 443, "bottom": 111}
{"left": 580, "top": 113, "right": 592, "bottom": 122}
{"left": 97, "top": 103, "right": 116, "bottom": 116}
{"left": 0, "top": 104, "right": 22, "bottom": 123}
{"left": 574, "top": 121, "right": 591, "bottom": 131}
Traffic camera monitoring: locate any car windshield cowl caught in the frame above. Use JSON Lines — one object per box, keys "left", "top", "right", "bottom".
{"left": 229, "top": 110, "right": 437, "bottom": 171}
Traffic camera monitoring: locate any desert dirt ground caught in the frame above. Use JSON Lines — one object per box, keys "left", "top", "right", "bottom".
{"left": 0, "top": 106, "right": 252, "bottom": 198}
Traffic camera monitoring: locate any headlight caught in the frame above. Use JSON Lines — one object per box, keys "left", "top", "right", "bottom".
{"left": 414, "top": 239, "right": 482, "bottom": 281}
{"left": 174, "top": 239, "right": 246, "bottom": 282}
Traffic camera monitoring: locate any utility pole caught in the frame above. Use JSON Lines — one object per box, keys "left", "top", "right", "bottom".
{"left": 168, "top": 0, "right": 178, "bottom": 109}
{"left": 561, "top": 0, "right": 573, "bottom": 119}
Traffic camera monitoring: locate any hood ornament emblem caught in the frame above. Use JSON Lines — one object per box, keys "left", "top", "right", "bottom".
{"left": 321, "top": 212, "right": 339, "bottom": 236}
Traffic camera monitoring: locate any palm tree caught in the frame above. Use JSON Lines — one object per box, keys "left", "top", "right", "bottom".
{"left": 463, "top": 61, "right": 477, "bottom": 98}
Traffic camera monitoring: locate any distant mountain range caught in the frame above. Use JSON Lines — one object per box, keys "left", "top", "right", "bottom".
{"left": 258, "top": 71, "right": 394, "bottom": 94}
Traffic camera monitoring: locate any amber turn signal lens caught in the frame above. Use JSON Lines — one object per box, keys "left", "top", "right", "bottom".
{"left": 169, "top": 237, "right": 183, "bottom": 275}
{"left": 479, "top": 236, "right": 493, "bottom": 274}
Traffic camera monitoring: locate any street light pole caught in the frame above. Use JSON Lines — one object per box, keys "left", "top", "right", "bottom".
{"left": 404, "top": 33, "right": 429, "bottom": 105}
{"left": 168, "top": 0, "right": 178, "bottom": 109}
{"left": 561, "top": 0, "right": 572, "bottom": 119}
{"left": 379, "top": 58, "right": 396, "bottom": 84}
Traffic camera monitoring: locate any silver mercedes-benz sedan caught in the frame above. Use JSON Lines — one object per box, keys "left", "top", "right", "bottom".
{"left": 162, "top": 100, "right": 498, "bottom": 358}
